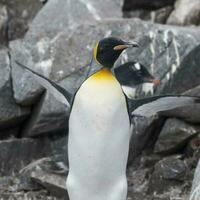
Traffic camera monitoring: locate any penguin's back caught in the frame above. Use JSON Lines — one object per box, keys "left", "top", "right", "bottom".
{"left": 67, "top": 68, "right": 130, "bottom": 200}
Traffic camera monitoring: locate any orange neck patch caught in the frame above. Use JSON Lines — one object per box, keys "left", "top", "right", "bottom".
{"left": 90, "top": 68, "right": 116, "bottom": 81}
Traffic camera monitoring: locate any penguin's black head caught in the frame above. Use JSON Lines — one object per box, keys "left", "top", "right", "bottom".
{"left": 93, "top": 37, "right": 139, "bottom": 69}
{"left": 114, "top": 62, "right": 161, "bottom": 86}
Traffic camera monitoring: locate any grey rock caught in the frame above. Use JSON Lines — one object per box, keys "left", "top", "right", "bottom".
{"left": 0, "top": 49, "right": 30, "bottom": 130}
{"left": 190, "top": 159, "right": 200, "bottom": 200}
{"left": 148, "top": 155, "right": 188, "bottom": 194}
{"left": 25, "top": 157, "right": 68, "bottom": 198}
{"left": 183, "top": 84, "right": 200, "bottom": 97}
{"left": 159, "top": 45, "right": 200, "bottom": 95}
{"left": 167, "top": 0, "right": 200, "bottom": 26}
{"left": 0, "top": 190, "right": 57, "bottom": 200}
{"left": 0, "top": 138, "right": 51, "bottom": 176}
{"left": 11, "top": 0, "right": 123, "bottom": 105}
{"left": 0, "top": 4, "right": 8, "bottom": 47}
{"left": 17, "top": 156, "right": 68, "bottom": 193}
{"left": 154, "top": 118, "right": 200, "bottom": 154}
{"left": 0, "top": 0, "right": 43, "bottom": 40}
{"left": 128, "top": 115, "right": 164, "bottom": 164}
{"left": 123, "top": 6, "right": 173, "bottom": 24}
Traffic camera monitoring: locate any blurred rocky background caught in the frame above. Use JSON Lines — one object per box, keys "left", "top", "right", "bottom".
{"left": 0, "top": 0, "right": 200, "bottom": 199}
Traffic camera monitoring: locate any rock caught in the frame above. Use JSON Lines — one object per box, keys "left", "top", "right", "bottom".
{"left": 0, "top": 49, "right": 30, "bottom": 130}
{"left": 31, "top": 170, "right": 68, "bottom": 199}
{"left": 152, "top": 6, "right": 173, "bottom": 24}
{"left": 123, "top": 6, "right": 173, "bottom": 24}
{"left": 183, "top": 85, "right": 200, "bottom": 97}
{"left": 0, "top": 127, "right": 20, "bottom": 140}
{"left": 0, "top": 0, "right": 43, "bottom": 40}
{"left": 128, "top": 115, "right": 165, "bottom": 164}
{"left": 122, "top": 0, "right": 175, "bottom": 11}
{"left": 148, "top": 155, "right": 188, "bottom": 194}
{"left": 17, "top": 156, "right": 69, "bottom": 198}
{"left": 17, "top": 156, "right": 68, "bottom": 193}
{"left": 11, "top": 0, "right": 123, "bottom": 105}
{"left": 167, "top": 0, "right": 200, "bottom": 26}
{"left": 190, "top": 159, "right": 200, "bottom": 200}
{"left": 0, "top": 138, "right": 52, "bottom": 176}
{"left": 159, "top": 45, "right": 200, "bottom": 95}
{"left": 154, "top": 118, "right": 200, "bottom": 154}
{"left": 127, "top": 167, "right": 150, "bottom": 199}
{"left": 0, "top": 190, "right": 56, "bottom": 200}
{"left": 0, "top": 4, "right": 8, "bottom": 47}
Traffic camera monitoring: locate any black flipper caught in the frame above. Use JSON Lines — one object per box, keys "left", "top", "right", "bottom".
{"left": 15, "top": 60, "right": 71, "bottom": 107}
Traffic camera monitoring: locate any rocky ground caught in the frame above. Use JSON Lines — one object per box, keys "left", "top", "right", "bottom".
{"left": 0, "top": 0, "right": 200, "bottom": 199}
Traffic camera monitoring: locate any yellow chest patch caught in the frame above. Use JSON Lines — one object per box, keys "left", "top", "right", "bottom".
{"left": 89, "top": 68, "right": 116, "bottom": 82}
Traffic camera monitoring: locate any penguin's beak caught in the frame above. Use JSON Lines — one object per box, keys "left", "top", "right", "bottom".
{"left": 113, "top": 41, "right": 139, "bottom": 51}
{"left": 150, "top": 79, "right": 161, "bottom": 86}
{"left": 142, "top": 76, "right": 161, "bottom": 86}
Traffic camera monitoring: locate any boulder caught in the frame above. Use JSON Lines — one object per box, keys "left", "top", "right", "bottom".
{"left": 190, "top": 159, "right": 200, "bottom": 200}
{"left": 154, "top": 118, "right": 200, "bottom": 154}
{"left": 167, "top": 0, "right": 200, "bottom": 26}
{"left": 123, "top": 6, "right": 173, "bottom": 24}
{"left": 0, "top": 49, "right": 30, "bottom": 130}
{"left": 11, "top": 0, "right": 123, "bottom": 106}
{"left": 0, "top": 0, "right": 43, "bottom": 40}
{"left": 0, "top": 134, "right": 68, "bottom": 176}
{"left": 0, "top": 4, "right": 8, "bottom": 47}
{"left": 148, "top": 155, "right": 188, "bottom": 194}
{"left": 17, "top": 156, "right": 68, "bottom": 193}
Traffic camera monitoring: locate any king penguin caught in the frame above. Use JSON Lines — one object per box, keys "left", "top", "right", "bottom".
{"left": 66, "top": 37, "right": 158, "bottom": 200}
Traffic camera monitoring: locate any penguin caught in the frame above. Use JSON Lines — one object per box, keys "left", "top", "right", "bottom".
{"left": 14, "top": 37, "right": 160, "bottom": 200}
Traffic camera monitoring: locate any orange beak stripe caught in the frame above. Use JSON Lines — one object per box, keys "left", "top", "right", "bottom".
{"left": 151, "top": 79, "right": 161, "bottom": 86}
{"left": 113, "top": 44, "right": 130, "bottom": 51}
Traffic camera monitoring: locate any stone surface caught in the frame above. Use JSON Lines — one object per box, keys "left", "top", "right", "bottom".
{"left": 17, "top": 156, "right": 68, "bottom": 193}
{"left": 31, "top": 171, "right": 68, "bottom": 198}
{"left": 123, "top": 6, "right": 173, "bottom": 24}
{"left": 167, "top": 0, "right": 200, "bottom": 26}
{"left": 0, "top": 134, "right": 68, "bottom": 176}
{"left": 10, "top": 0, "right": 123, "bottom": 106}
{"left": 0, "top": 0, "right": 43, "bottom": 40}
{"left": 0, "top": 138, "right": 51, "bottom": 176}
{"left": 129, "top": 96, "right": 200, "bottom": 163}
{"left": 0, "top": 49, "right": 30, "bottom": 130}
{"left": 148, "top": 155, "right": 188, "bottom": 194}
{"left": 154, "top": 118, "right": 200, "bottom": 154}
{"left": 190, "top": 159, "right": 200, "bottom": 200}
{"left": 0, "top": 4, "right": 8, "bottom": 47}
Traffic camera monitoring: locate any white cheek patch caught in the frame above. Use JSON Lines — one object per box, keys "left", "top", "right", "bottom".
{"left": 134, "top": 62, "right": 141, "bottom": 70}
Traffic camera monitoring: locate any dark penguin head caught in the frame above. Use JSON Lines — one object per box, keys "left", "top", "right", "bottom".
{"left": 114, "top": 61, "right": 161, "bottom": 86}
{"left": 93, "top": 37, "right": 139, "bottom": 69}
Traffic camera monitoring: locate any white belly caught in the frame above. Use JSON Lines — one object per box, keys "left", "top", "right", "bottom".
{"left": 66, "top": 70, "right": 130, "bottom": 200}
